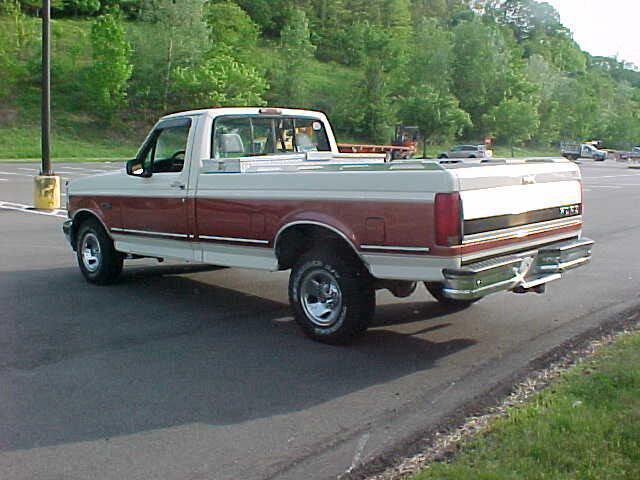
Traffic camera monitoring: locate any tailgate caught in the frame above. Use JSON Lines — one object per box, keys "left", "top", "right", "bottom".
{"left": 447, "top": 159, "right": 582, "bottom": 251}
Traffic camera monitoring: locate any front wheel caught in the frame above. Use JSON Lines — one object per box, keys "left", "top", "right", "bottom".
{"left": 289, "top": 246, "right": 375, "bottom": 344}
{"left": 76, "top": 218, "right": 123, "bottom": 285}
{"left": 425, "top": 282, "right": 479, "bottom": 309}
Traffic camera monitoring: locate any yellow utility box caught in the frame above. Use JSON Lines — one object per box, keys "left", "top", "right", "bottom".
{"left": 33, "top": 174, "right": 61, "bottom": 210}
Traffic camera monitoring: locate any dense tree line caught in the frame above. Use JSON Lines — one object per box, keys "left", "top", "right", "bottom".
{"left": 1, "top": 0, "right": 639, "bottom": 151}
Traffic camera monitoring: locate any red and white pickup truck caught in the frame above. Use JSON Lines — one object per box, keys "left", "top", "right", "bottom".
{"left": 63, "top": 108, "right": 593, "bottom": 344}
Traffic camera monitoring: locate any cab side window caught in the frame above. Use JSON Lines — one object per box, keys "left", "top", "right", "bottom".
{"left": 142, "top": 123, "right": 190, "bottom": 174}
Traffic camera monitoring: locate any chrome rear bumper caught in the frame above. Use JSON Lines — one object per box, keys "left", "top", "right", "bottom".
{"left": 442, "top": 238, "right": 594, "bottom": 300}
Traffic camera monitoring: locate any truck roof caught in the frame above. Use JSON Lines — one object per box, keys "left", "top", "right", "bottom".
{"left": 161, "top": 107, "right": 328, "bottom": 121}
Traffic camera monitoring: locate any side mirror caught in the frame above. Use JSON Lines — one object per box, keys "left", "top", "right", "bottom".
{"left": 126, "top": 158, "right": 152, "bottom": 178}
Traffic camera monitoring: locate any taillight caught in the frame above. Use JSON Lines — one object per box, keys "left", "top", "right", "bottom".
{"left": 435, "top": 192, "right": 462, "bottom": 246}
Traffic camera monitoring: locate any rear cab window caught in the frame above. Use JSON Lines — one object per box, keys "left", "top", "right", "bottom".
{"left": 211, "top": 115, "right": 330, "bottom": 161}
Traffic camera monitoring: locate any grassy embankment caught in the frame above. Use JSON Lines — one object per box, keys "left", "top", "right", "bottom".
{"left": 0, "top": 123, "right": 140, "bottom": 161}
{"left": 413, "top": 331, "right": 640, "bottom": 480}
{"left": 0, "top": 17, "right": 560, "bottom": 162}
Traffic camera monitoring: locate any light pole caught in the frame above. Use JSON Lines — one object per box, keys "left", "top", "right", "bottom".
{"left": 34, "top": 0, "right": 60, "bottom": 210}
{"left": 42, "top": 0, "right": 51, "bottom": 175}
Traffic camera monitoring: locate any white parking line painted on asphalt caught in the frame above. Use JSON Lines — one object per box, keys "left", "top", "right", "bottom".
{"left": 582, "top": 173, "right": 640, "bottom": 180}
{"left": 0, "top": 200, "right": 67, "bottom": 218}
{"left": 586, "top": 185, "right": 622, "bottom": 189}
{"left": 0, "top": 178, "right": 8, "bottom": 182}
{"left": 18, "top": 167, "right": 37, "bottom": 172}
{"left": 0, "top": 171, "right": 35, "bottom": 178}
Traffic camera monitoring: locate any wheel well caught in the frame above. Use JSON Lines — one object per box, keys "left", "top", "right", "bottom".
{"left": 275, "top": 224, "right": 361, "bottom": 270}
{"left": 70, "top": 211, "right": 104, "bottom": 249}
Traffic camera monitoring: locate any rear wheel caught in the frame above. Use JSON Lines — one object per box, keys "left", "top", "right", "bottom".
{"left": 425, "top": 282, "right": 479, "bottom": 309}
{"left": 76, "top": 218, "right": 123, "bottom": 285}
{"left": 289, "top": 245, "right": 375, "bottom": 344}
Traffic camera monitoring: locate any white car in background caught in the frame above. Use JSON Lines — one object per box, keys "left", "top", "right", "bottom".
{"left": 438, "top": 144, "right": 492, "bottom": 160}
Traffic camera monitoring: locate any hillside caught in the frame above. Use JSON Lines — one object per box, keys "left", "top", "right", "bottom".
{"left": 1, "top": 0, "right": 639, "bottom": 158}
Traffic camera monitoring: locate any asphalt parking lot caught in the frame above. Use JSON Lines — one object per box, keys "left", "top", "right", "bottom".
{"left": 1, "top": 159, "right": 640, "bottom": 480}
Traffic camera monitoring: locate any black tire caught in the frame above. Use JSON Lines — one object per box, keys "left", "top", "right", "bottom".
{"left": 289, "top": 245, "right": 375, "bottom": 344}
{"left": 76, "top": 218, "right": 123, "bottom": 285}
{"left": 424, "top": 282, "right": 479, "bottom": 309}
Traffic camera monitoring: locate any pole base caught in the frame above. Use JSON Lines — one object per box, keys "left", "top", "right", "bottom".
{"left": 33, "top": 174, "right": 61, "bottom": 210}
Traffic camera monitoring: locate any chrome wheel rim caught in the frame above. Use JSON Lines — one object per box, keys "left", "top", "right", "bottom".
{"left": 81, "top": 232, "right": 101, "bottom": 273}
{"left": 300, "top": 270, "right": 343, "bottom": 327}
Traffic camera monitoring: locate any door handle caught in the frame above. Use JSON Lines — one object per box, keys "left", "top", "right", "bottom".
{"left": 170, "top": 181, "right": 185, "bottom": 190}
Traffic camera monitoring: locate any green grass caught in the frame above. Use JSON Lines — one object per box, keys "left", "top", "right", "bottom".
{"left": 413, "top": 331, "right": 640, "bottom": 480}
{"left": 0, "top": 123, "right": 141, "bottom": 160}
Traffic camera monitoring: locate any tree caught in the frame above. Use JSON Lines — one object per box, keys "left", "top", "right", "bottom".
{"left": 159, "top": 1, "right": 268, "bottom": 111}
{"left": 598, "top": 83, "right": 640, "bottom": 149}
{"left": 0, "top": 0, "right": 36, "bottom": 100}
{"left": 483, "top": 97, "right": 539, "bottom": 156}
{"left": 270, "top": 8, "right": 316, "bottom": 106}
{"left": 204, "top": 0, "right": 259, "bottom": 61}
{"left": 87, "top": 10, "right": 132, "bottom": 119}
{"left": 399, "top": 84, "right": 471, "bottom": 155}
{"left": 170, "top": 50, "right": 267, "bottom": 109}
{"left": 349, "top": 22, "right": 404, "bottom": 142}
{"left": 451, "top": 18, "right": 511, "bottom": 131}
{"left": 59, "top": 0, "right": 101, "bottom": 16}
{"left": 485, "top": 0, "right": 567, "bottom": 42}
{"left": 525, "top": 54, "right": 562, "bottom": 144}
{"left": 410, "top": 0, "right": 449, "bottom": 22}
{"left": 307, "top": 0, "right": 348, "bottom": 62}
{"left": 229, "top": 0, "right": 291, "bottom": 36}
{"left": 410, "top": 18, "right": 455, "bottom": 93}
{"left": 130, "top": 0, "right": 208, "bottom": 111}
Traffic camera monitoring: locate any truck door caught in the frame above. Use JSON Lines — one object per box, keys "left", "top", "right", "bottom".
{"left": 118, "top": 117, "right": 195, "bottom": 260}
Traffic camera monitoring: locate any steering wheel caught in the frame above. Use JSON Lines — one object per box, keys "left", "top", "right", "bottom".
{"left": 171, "top": 150, "right": 186, "bottom": 161}
{"left": 170, "top": 150, "right": 186, "bottom": 172}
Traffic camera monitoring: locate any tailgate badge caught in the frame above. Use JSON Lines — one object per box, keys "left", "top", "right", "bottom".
{"left": 522, "top": 175, "right": 536, "bottom": 185}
